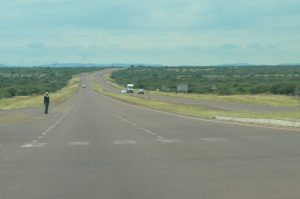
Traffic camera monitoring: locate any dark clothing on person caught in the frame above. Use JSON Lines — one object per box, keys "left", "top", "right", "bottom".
{"left": 44, "top": 95, "right": 50, "bottom": 114}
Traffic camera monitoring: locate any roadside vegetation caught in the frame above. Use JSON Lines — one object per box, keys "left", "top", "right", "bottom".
{"left": 0, "top": 67, "right": 101, "bottom": 98}
{"left": 148, "top": 91, "right": 298, "bottom": 107}
{"left": 0, "top": 67, "right": 104, "bottom": 110}
{"left": 0, "top": 76, "right": 80, "bottom": 110}
{"left": 91, "top": 74, "right": 300, "bottom": 122}
{"left": 111, "top": 65, "right": 300, "bottom": 96}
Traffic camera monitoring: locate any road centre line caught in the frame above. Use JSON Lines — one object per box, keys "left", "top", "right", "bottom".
{"left": 113, "top": 140, "right": 137, "bottom": 145}
{"left": 20, "top": 105, "right": 75, "bottom": 149}
{"left": 117, "top": 115, "right": 138, "bottom": 127}
{"left": 116, "top": 115, "right": 156, "bottom": 136}
{"left": 115, "top": 114, "right": 178, "bottom": 143}
{"left": 157, "top": 138, "right": 179, "bottom": 143}
{"left": 68, "top": 141, "right": 90, "bottom": 146}
{"left": 21, "top": 143, "right": 45, "bottom": 148}
{"left": 43, "top": 105, "right": 75, "bottom": 135}
{"left": 144, "top": 130, "right": 156, "bottom": 135}
{"left": 201, "top": 137, "right": 229, "bottom": 142}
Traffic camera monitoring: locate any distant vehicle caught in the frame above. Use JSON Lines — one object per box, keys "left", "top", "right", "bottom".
{"left": 138, "top": 89, "right": 144, "bottom": 95}
{"left": 126, "top": 84, "right": 134, "bottom": 93}
{"left": 81, "top": 84, "right": 86, "bottom": 88}
{"left": 121, "top": 89, "right": 126, "bottom": 93}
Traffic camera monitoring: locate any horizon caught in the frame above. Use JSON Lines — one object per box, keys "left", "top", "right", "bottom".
{"left": 1, "top": 0, "right": 299, "bottom": 66}
{"left": 1, "top": 62, "right": 300, "bottom": 68}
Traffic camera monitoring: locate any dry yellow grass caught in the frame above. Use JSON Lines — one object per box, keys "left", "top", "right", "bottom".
{"left": 105, "top": 70, "right": 297, "bottom": 107}
{"left": 0, "top": 113, "right": 31, "bottom": 126}
{"left": 92, "top": 75, "right": 300, "bottom": 121}
{"left": 149, "top": 91, "right": 298, "bottom": 107}
{"left": 0, "top": 76, "right": 80, "bottom": 110}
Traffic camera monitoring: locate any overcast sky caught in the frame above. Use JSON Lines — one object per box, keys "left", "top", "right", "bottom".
{"left": 0, "top": 0, "right": 299, "bottom": 66}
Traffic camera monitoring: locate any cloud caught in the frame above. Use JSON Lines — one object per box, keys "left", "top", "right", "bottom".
{"left": 221, "top": 44, "right": 240, "bottom": 50}
{"left": 28, "top": 42, "right": 45, "bottom": 49}
{"left": 0, "top": 0, "right": 299, "bottom": 65}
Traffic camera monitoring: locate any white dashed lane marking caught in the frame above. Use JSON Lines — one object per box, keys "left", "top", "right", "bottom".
{"left": 157, "top": 138, "right": 179, "bottom": 143}
{"left": 144, "top": 130, "right": 156, "bottom": 135}
{"left": 20, "top": 105, "right": 75, "bottom": 149}
{"left": 21, "top": 143, "right": 46, "bottom": 148}
{"left": 201, "top": 137, "right": 229, "bottom": 142}
{"left": 68, "top": 141, "right": 91, "bottom": 146}
{"left": 113, "top": 140, "right": 137, "bottom": 145}
{"left": 115, "top": 115, "right": 179, "bottom": 143}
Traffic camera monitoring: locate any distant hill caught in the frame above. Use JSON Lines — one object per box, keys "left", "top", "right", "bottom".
{"left": 0, "top": 63, "right": 164, "bottom": 68}
{"left": 215, "top": 63, "right": 255, "bottom": 67}
{"left": 279, "top": 63, "right": 300, "bottom": 66}
{"left": 40, "top": 63, "right": 104, "bottom": 67}
{"left": 1, "top": 62, "right": 299, "bottom": 68}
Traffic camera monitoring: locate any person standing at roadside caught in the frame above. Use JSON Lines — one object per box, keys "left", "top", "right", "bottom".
{"left": 44, "top": 92, "right": 50, "bottom": 114}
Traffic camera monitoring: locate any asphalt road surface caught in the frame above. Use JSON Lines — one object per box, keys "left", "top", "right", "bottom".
{"left": 1, "top": 74, "right": 300, "bottom": 199}
{"left": 96, "top": 69, "right": 297, "bottom": 113}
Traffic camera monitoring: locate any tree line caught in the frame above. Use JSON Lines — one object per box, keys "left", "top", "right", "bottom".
{"left": 0, "top": 67, "right": 103, "bottom": 98}
{"left": 111, "top": 65, "right": 300, "bottom": 96}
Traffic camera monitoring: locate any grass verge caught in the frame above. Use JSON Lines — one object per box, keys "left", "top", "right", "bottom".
{"left": 91, "top": 75, "right": 300, "bottom": 121}
{"left": 106, "top": 69, "right": 298, "bottom": 107}
{"left": 0, "top": 113, "right": 31, "bottom": 126}
{"left": 0, "top": 76, "right": 80, "bottom": 110}
{"left": 149, "top": 91, "right": 298, "bottom": 107}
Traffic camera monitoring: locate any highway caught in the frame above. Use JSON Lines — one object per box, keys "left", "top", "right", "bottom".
{"left": 1, "top": 73, "right": 300, "bottom": 199}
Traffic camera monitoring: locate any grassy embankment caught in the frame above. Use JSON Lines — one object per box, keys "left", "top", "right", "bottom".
{"left": 0, "top": 76, "right": 80, "bottom": 110}
{"left": 0, "top": 76, "right": 80, "bottom": 126}
{"left": 149, "top": 91, "right": 298, "bottom": 107}
{"left": 103, "top": 71, "right": 123, "bottom": 89}
{"left": 91, "top": 75, "right": 300, "bottom": 121}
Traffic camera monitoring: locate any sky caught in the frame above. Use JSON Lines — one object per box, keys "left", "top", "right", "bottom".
{"left": 0, "top": 0, "right": 299, "bottom": 66}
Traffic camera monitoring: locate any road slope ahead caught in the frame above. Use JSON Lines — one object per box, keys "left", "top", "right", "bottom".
{"left": 0, "top": 74, "right": 300, "bottom": 199}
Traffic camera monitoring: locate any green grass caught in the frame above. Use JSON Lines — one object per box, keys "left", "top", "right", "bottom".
{"left": 149, "top": 91, "right": 298, "bottom": 107}
{"left": 107, "top": 69, "right": 298, "bottom": 107}
{"left": 0, "top": 76, "right": 80, "bottom": 110}
{"left": 91, "top": 75, "right": 300, "bottom": 121}
{"left": 103, "top": 69, "right": 124, "bottom": 89}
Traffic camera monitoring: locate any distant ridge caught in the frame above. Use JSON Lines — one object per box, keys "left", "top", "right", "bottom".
{"left": 40, "top": 63, "right": 104, "bottom": 67}
{"left": 0, "top": 63, "right": 164, "bottom": 67}
{"left": 0, "top": 62, "right": 299, "bottom": 67}
{"left": 214, "top": 63, "right": 255, "bottom": 67}
{"left": 279, "top": 63, "right": 300, "bottom": 66}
